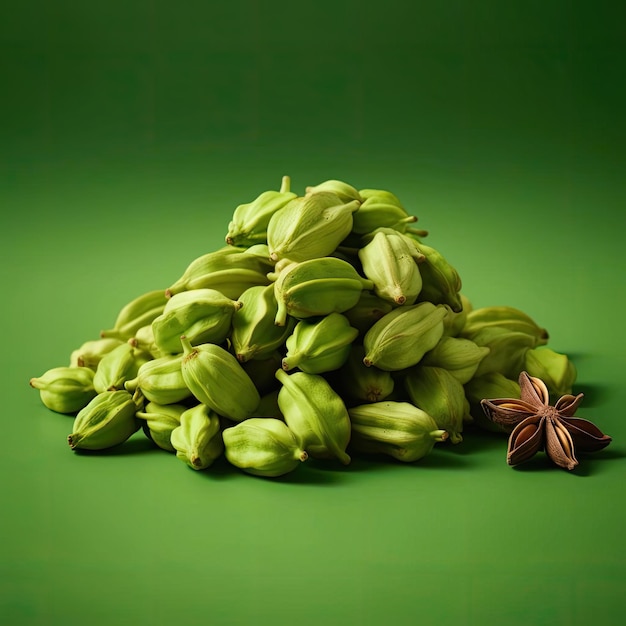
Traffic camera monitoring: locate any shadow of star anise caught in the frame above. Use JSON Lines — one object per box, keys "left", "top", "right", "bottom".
{"left": 480, "top": 372, "right": 612, "bottom": 470}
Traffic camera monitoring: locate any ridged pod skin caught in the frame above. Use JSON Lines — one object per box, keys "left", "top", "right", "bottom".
{"left": 267, "top": 191, "right": 360, "bottom": 263}
{"left": 348, "top": 401, "right": 448, "bottom": 462}
{"left": 93, "top": 342, "right": 152, "bottom": 393}
{"left": 352, "top": 195, "right": 426, "bottom": 237}
{"left": 226, "top": 176, "right": 297, "bottom": 247}
{"left": 403, "top": 366, "right": 468, "bottom": 444}
{"left": 460, "top": 305, "right": 549, "bottom": 346}
{"left": 180, "top": 336, "right": 260, "bottom": 421}
{"left": 223, "top": 418, "right": 308, "bottom": 478}
{"left": 331, "top": 344, "right": 394, "bottom": 406}
{"left": 136, "top": 402, "right": 187, "bottom": 452}
{"left": 170, "top": 403, "right": 224, "bottom": 470}
{"left": 273, "top": 257, "right": 374, "bottom": 326}
{"left": 124, "top": 354, "right": 193, "bottom": 405}
{"left": 358, "top": 229, "right": 424, "bottom": 305}
{"left": 282, "top": 313, "right": 359, "bottom": 374}
{"left": 166, "top": 246, "right": 274, "bottom": 299}
{"left": 469, "top": 326, "right": 537, "bottom": 379}
{"left": 412, "top": 240, "right": 463, "bottom": 312}
{"left": 523, "top": 347, "right": 576, "bottom": 398}
{"left": 130, "top": 324, "right": 164, "bottom": 359}
{"left": 100, "top": 289, "right": 168, "bottom": 341}
{"left": 68, "top": 390, "right": 141, "bottom": 451}
{"left": 362, "top": 302, "right": 447, "bottom": 371}
{"left": 304, "top": 179, "right": 363, "bottom": 203}
{"left": 69, "top": 337, "right": 126, "bottom": 370}
{"left": 231, "top": 284, "right": 295, "bottom": 362}
{"left": 421, "top": 336, "right": 490, "bottom": 384}
{"left": 464, "top": 372, "right": 520, "bottom": 433}
{"left": 30, "top": 366, "right": 97, "bottom": 414}
{"left": 342, "top": 290, "right": 394, "bottom": 336}
{"left": 152, "top": 288, "right": 241, "bottom": 354}
{"left": 275, "top": 369, "right": 351, "bottom": 465}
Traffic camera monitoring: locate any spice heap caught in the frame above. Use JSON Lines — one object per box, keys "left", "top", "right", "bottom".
{"left": 30, "top": 177, "right": 594, "bottom": 476}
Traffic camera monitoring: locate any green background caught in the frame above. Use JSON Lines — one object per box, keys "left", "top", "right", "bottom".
{"left": 3, "top": 1, "right": 625, "bottom": 624}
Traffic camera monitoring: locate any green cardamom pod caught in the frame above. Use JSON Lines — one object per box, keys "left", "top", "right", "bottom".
{"left": 136, "top": 402, "right": 187, "bottom": 452}
{"left": 272, "top": 257, "right": 374, "bottom": 326}
{"left": 230, "top": 284, "right": 295, "bottom": 362}
{"left": 93, "top": 342, "right": 152, "bottom": 393}
{"left": 470, "top": 326, "right": 537, "bottom": 379}
{"left": 358, "top": 228, "right": 424, "bottom": 305}
{"left": 342, "top": 290, "right": 394, "bottom": 336}
{"left": 358, "top": 188, "right": 404, "bottom": 207}
{"left": 100, "top": 289, "right": 168, "bottom": 341}
{"left": 412, "top": 240, "right": 463, "bottom": 312}
{"left": 362, "top": 301, "right": 447, "bottom": 371}
{"left": 30, "top": 366, "right": 97, "bottom": 414}
{"left": 352, "top": 195, "right": 426, "bottom": 237}
{"left": 69, "top": 337, "right": 126, "bottom": 369}
{"left": 130, "top": 324, "right": 164, "bottom": 359}
{"left": 404, "top": 366, "right": 468, "bottom": 444}
{"left": 348, "top": 401, "right": 448, "bottom": 462}
{"left": 170, "top": 403, "right": 224, "bottom": 470}
{"left": 333, "top": 344, "right": 395, "bottom": 405}
{"left": 282, "top": 313, "right": 358, "bottom": 374}
{"left": 223, "top": 418, "right": 308, "bottom": 478}
{"left": 460, "top": 305, "right": 549, "bottom": 346}
{"left": 304, "top": 179, "right": 363, "bottom": 203}
{"left": 166, "top": 246, "right": 274, "bottom": 299}
{"left": 225, "top": 176, "right": 297, "bottom": 247}
{"left": 442, "top": 294, "right": 472, "bottom": 337}
{"left": 180, "top": 336, "right": 260, "bottom": 421}
{"left": 421, "top": 336, "right": 490, "bottom": 384}
{"left": 67, "top": 390, "right": 141, "bottom": 450}
{"left": 152, "top": 288, "right": 242, "bottom": 354}
{"left": 523, "top": 347, "right": 576, "bottom": 398}
{"left": 275, "top": 369, "right": 351, "bottom": 465}
{"left": 267, "top": 191, "right": 360, "bottom": 263}
{"left": 124, "top": 354, "right": 192, "bottom": 404}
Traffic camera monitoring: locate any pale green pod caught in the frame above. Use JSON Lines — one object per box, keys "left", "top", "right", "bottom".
{"left": 304, "top": 179, "right": 363, "bottom": 203}
{"left": 100, "top": 289, "right": 168, "bottom": 341}
{"left": 404, "top": 366, "right": 467, "bottom": 444}
{"left": 180, "top": 336, "right": 260, "bottom": 421}
{"left": 30, "top": 366, "right": 97, "bottom": 414}
{"left": 170, "top": 403, "right": 223, "bottom": 470}
{"left": 223, "top": 418, "right": 308, "bottom": 478}
{"left": 348, "top": 401, "right": 448, "bottom": 462}
{"left": 69, "top": 337, "right": 126, "bottom": 370}
{"left": 282, "top": 313, "right": 359, "bottom": 374}
{"left": 524, "top": 347, "right": 577, "bottom": 398}
{"left": 464, "top": 372, "right": 520, "bottom": 433}
{"left": 131, "top": 324, "right": 165, "bottom": 359}
{"left": 342, "top": 290, "right": 394, "bottom": 335}
{"left": 152, "top": 288, "right": 241, "bottom": 354}
{"left": 231, "top": 284, "right": 295, "bottom": 362}
{"left": 68, "top": 390, "right": 141, "bottom": 450}
{"left": 166, "top": 246, "right": 274, "bottom": 299}
{"left": 226, "top": 176, "right": 297, "bottom": 247}
{"left": 471, "top": 326, "right": 537, "bottom": 379}
{"left": 460, "top": 305, "right": 549, "bottom": 347}
{"left": 421, "top": 336, "right": 490, "bottom": 384}
{"left": 358, "top": 229, "right": 424, "bottom": 305}
{"left": 136, "top": 402, "right": 187, "bottom": 452}
{"left": 362, "top": 302, "right": 447, "bottom": 371}
{"left": 358, "top": 188, "right": 404, "bottom": 208}
{"left": 93, "top": 342, "right": 152, "bottom": 393}
{"left": 352, "top": 196, "right": 425, "bottom": 237}
{"left": 333, "top": 344, "right": 394, "bottom": 405}
{"left": 413, "top": 241, "right": 463, "bottom": 312}
{"left": 275, "top": 369, "right": 351, "bottom": 465}
{"left": 273, "top": 257, "right": 374, "bottom": 326}
{"left": 442, "top": 294, "right": 472, "bottom": 337}
{"left": 124, "top": 354, "right": 192, "bottom": 404}
{"left": 267, "top": 191, "right": 360, "bottom": 263}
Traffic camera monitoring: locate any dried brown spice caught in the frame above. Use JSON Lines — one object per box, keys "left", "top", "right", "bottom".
{"left": 481, "top": 371, "right": 612, "bottom": 470}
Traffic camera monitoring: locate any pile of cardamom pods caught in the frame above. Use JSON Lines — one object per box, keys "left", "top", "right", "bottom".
{"left": 29, "top": 177, "right": 577, "bottom": 477}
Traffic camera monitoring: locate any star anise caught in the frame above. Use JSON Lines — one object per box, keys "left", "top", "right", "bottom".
{"left": 480, "top": 371, "right": 612, "bottom": 470}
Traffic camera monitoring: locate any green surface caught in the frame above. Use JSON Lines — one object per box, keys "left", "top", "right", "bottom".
{"left": 2, "top": 2, "right": 625, "bottom": 625}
